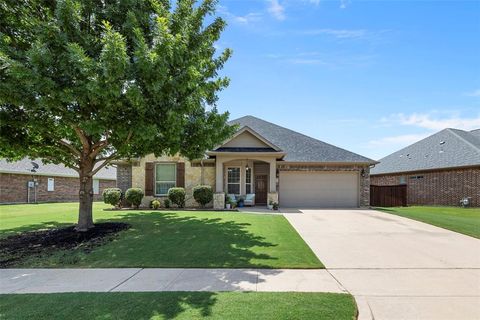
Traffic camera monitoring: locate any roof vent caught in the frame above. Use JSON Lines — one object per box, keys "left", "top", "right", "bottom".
{"left": 439, "top": 141, "right": 445, "bottom": 145}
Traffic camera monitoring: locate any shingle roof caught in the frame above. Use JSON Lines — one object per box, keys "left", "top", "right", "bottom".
{"left": 0, "top": 158, "right": 116, "bottom": 180}
{"left": 371, "top": 128, "right": 480, "bottom": 175}
{"left": 228, "top": 115, "right": 376, "bottom": 163}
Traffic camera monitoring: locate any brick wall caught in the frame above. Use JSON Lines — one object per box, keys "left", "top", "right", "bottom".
{"left": 0, "top": 173, "right": 116, "bottom": 204}
{"left": 116, "top": 163, "right": 132, "bottom": 192}
{"left": 371, "top": 167, "right": 480, "bottom": 207}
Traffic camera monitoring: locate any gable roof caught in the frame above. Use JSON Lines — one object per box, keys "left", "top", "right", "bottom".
{"left": 215, "top": 126, "right": 282, "bottom": 151}
{"left": 371, "top": 128, "right": 480, "bottom": 175}
{"left": 0, "top": 158, "right": 116, "bottom": 180}
{"left": 228, "top": 116, "right": 376, "bottom": 163}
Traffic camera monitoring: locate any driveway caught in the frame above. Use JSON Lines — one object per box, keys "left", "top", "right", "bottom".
{"left": 285, "top": 209, "right": 480, "bottom": 320}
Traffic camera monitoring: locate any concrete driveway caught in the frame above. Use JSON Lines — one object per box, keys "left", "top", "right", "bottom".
{"left": 285, "top": 209, "right": 480, "bottom": 320}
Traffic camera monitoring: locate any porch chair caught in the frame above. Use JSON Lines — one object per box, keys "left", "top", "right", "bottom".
{"left": 244, "top": 194, "right": 255, "bottom": 206}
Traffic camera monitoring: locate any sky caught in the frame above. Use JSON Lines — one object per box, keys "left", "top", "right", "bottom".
{"left": 211, "top": 0, "right": 480, "bottom": 160}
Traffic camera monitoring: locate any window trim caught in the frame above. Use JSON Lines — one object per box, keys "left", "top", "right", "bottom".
{"left": 93, "top": 179, "right": 100, "bottom": 195}
{"left": 154, "top": 163, "right": 177, "bottom": 196}
{"left": 226, "top": 166, "right": 241, "bottom": 195}
{"left": 245, "top": 166, "right": 253, "bottom": 194}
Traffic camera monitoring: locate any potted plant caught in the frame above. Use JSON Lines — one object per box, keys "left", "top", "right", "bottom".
{"left": 272, "top": 202, "right": 279, "bottom": 210}
{"left": 237, "top": 197, "right": 244, "bottom": 208}
{"left": 226, "top": 201, "right": 231, "bottom": 209}
{"left": 268, "top": 200, "right": 274, "bottom": 210}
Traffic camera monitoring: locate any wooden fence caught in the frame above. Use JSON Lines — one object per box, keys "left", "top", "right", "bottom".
{"left": 370, "top": 185, "right": 407, "bottom": 207}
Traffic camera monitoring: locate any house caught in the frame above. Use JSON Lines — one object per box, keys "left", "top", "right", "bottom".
{"left": 371, "top": 128, "right": 480, "bottom": 207}
{"left": 0, "top": 158, "right": 116, "bottom": 204}
{"left": 116, "top": 116, "right": 376, "bottom": 208}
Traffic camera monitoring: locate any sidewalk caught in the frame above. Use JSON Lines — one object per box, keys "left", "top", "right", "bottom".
{"left": 0, "top": 268, "right": 346, "bottom": 294}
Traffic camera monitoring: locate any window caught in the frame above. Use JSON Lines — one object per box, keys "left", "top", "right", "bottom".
{"left": 93, "top": 179, "right": 100, "bottom": 195}
{"left": 399, "top": 176, "right": 406, "bottom": 184}
{"left": 227, "top": 167, "right": 241, "bottom": 194}
{"left": 155, "top": 163, "right": 176, "bottom": 195}
{"left": 47, "top": 178, "right": 54, "bottom": 191}
{"left": 245, "top": 167, "right": 252, "bottom": 194}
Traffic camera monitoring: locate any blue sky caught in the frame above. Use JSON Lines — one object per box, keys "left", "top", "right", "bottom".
{"left": 213, "top": 0, "right": 480, "bottom": 160}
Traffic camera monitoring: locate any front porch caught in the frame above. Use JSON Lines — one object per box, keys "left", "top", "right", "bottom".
{"left": 212, "top": 156, "right": 279, "bottom": 209}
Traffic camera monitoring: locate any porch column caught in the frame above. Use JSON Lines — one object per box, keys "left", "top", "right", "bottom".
{"left": 215, "top": 157, "right": 224, "bottom": 193}
{"left": 269, "top": 159, "right": 277, "bottom": 192}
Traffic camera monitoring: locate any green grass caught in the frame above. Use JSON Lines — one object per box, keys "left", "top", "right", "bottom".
{"left": 0, "top": 202, "right": 322, "bottom": 268}
{"left": 0, "top": 292, "right": 356, "bottom": 320}
{"left": 376, "top": 206, "right": 480, "bottom": 238}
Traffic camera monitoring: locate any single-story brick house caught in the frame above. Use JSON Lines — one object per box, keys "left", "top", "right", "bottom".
{"left": 0, "top": 158, "right": 116, "bottom": 204}
{"left": 371, "top": 128, "right": 480, "bottom": 207}
{"left": 116, "top": 116, "right": 376, "bottom": 209}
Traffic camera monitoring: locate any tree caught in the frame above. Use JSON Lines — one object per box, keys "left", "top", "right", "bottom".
{"left": 0, "top": 0, "right": 235, "bottom": 231}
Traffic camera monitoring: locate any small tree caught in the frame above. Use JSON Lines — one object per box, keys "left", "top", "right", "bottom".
{"left": 0, "top": 0, "right": 235, "bottom": 230}
{"left": 193, "top": 185, "right": 213, "bottom": 208}
{"left": 103, "top": 188, "right": 122, "bottom": 208}
{"left": 168, "top": 187, "right": 186, "bottom": 208}
{"left": 125, "top": 188, "right": 144, "bottom": 209}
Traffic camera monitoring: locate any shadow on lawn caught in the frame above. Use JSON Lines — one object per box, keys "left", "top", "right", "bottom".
{"left": 0, "top": 211, "right": 279, "bottom": 268}
{"left": 90, "top": 211, "right": 279, "bottom": 268}
{"left": 0, "top": 292, "right": 219, "bottom": 320}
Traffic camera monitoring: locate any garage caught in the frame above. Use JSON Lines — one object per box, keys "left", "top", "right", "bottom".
{"left": 279, "top": 171, "right": 359, "bottom": 208}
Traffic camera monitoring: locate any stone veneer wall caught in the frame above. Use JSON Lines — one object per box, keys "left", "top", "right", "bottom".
{"left": 371, "top": 167, "right": 480, "bottom": 207}
{"left": 276, "top": 164, "right": 371, "bottom": 207}
{"left": 0, "top": 173, "right": 115, "bottom": 204}
{"left": 132, "top": 154, "right": 216, "bottom": 208}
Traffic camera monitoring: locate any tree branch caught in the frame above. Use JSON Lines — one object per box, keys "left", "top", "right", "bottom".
{"left": 73, "top": 126, "right": 90, "bottom": 151}
{"left": 90, "top": 152, "right": 118, "bottom": 176}
{"left": 58, "top": 140, "right": 81, "bottom": 157}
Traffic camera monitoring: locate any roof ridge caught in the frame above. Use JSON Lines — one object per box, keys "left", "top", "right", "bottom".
{"left": 231, "top": 115, "right": 376, "bottom": 162}
{"left": 446, "top": 128, "right": 480, "bottom": 153}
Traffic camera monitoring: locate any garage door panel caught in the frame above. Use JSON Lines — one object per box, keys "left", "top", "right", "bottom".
{"left": 279, "top": 171, "right": 358, "bottom": 208}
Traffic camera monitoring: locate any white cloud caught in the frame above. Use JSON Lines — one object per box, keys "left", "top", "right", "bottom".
{"left": 233, "top": 12, "right": 262, "bottom": 24}
{"left": 287, "top": 58, "right": 329, "bottom": 65}
{"left": 301, "top": 28, "right": 367, "bottom": 39}
{"left": 267, "top": 0, "right": 285, "bottom": 21}
{"left": 217, "top": 5, "right": 262, "bottom": 25}
{"left": 340, "top": 0, "right": 349, "bottom": 9}
{"left": 368, "top": 133, "right": 431, "bottom": 147}
{"left": 384, "top": 113, "right": 480, "bottom": 131}
{"left": 466, "top": 89, "right": 480, "bottom": 97}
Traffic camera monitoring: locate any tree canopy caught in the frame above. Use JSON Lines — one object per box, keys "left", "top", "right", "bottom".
{"left": 0, "top": 0, "right": 235, "bottom": 230}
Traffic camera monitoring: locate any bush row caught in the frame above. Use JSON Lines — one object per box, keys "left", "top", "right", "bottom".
{"left": 102, "top": 185, "right": 213, "bottom": 209}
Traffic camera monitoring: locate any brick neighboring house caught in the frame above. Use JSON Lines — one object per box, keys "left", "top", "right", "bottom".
{"left": 0, "top": 158, "right": 116, "bottom": 204}
{"left": 371, "top": 128, "right": 480, "bottom": 207}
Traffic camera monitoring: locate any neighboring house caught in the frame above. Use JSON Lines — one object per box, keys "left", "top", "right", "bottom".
{"left": 0, "top": 158, "right": 116, "bottom": 204}
{"left": 371, "top": 128, "right": 480, "bottom": 207}
{"left": 116, "top": 116, "right": 376, "bottom": 209}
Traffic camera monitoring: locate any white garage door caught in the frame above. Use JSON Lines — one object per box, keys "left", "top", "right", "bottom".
{"left": 279, "top": 171, "right": 359, "bottom": 208}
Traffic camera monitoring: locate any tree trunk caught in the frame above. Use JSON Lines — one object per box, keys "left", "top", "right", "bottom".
{"left": 77, "top": 161, "right": 95, "bottom": 231}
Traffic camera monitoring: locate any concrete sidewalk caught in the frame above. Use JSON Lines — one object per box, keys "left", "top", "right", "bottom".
{"left": 0, "top": 268, "right": 346, "bottom": 294}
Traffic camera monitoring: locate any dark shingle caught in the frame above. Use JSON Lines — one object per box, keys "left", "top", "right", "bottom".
{"left": 371, "top": 128, "right": 480, "bottom": 175}
{"left": 229, "top": 116, "right": 375, "bottom": 163}
{"left": 0, "top": 158, "right": 116, "bottom": 180}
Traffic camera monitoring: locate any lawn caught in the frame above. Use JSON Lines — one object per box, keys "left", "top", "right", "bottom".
{"left": 0, "top": 292, "right": 356, "bottom": 320}
{"left": 376, "top": 206, "right": 480, "bottom": 238}
{"left": 0, "top": 202, "right": 322, "bottom": 268}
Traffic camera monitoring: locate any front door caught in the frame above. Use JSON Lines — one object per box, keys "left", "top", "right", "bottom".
{"left": 255, "top": 175, "right": 268, "bottom": 205}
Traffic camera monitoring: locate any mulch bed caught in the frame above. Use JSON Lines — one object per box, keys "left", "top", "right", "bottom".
{"left": 0, "top": 222, "right": 130, "bottom": 267}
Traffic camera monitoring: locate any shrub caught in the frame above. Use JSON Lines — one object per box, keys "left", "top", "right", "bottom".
{"left": 102, "top": 188, "right": 122, "bottom": 207}
{"left": 193, "top": 185, "right": 213, "bottom": 208}
{"left": 168, "top": 187, "right": 186, "bottom": 208}
{"left": 125, "top": 188, "right": 144, "bottom": 209}
{"left": 151, "top": 199, "right": 161, "bottom": 209}
{"left": 164, "top": 198, "right": 171, "bottom": 208}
